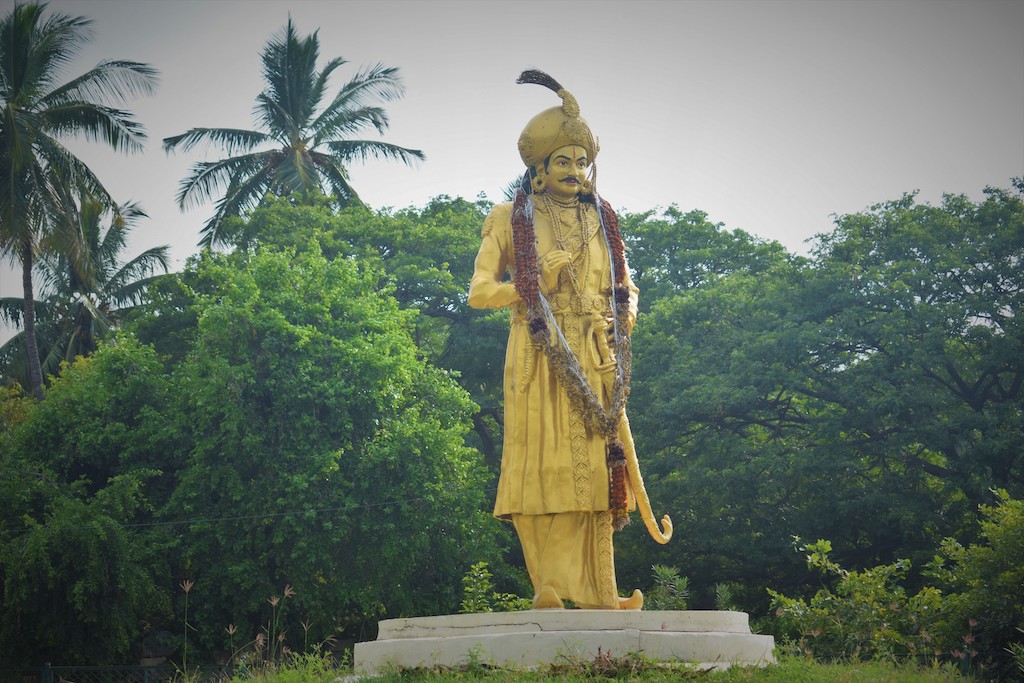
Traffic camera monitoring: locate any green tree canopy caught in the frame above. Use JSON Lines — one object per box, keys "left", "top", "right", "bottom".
{"left": 154, "top": 193, "right": 510, "bottom": 466}
{"left": 0, "top": 337, "right": 175, "bottom": 664}
{"left": 3, "top": 199, "right": 506, "bottom": 662}
{"left": 621, "top": 205, "right": 795, "bottom": 309}
{"left": 130, "top": 236, "right": 496, "bottom": 655}
{"left": 616, "top": 183, "right": 1024, "bottom": 610}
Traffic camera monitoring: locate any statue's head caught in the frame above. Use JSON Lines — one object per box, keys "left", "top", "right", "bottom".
{"left": 540, "top": 145, "right": 590, "bottom": 200}
{"left": 516, "top": 70, "right": 598, "bottom": 196}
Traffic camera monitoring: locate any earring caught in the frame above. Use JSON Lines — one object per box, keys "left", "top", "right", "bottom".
{"left": 531, "top": 172, "right": 547, "bottom": 193}
{"left": 581, "top": 165, "right": 597, "bottom": 196}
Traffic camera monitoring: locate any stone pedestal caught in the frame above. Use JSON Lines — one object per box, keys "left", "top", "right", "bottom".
{"left": 353, "top": 610, "right": 775, "bottom": 675}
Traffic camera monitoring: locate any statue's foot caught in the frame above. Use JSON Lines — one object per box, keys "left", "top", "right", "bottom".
{"left": 532, "top": 585, "right": 564, "bottom": 609}
{"left": 618, "top": 589, "right": 644, "bottom": 610}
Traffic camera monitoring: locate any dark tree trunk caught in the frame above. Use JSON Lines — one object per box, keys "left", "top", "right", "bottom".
{"left": 21, "top": 238, "right": 44, "bottom": 400}
{"left": 472, "top": 407, "right": 501, "bottom": 470}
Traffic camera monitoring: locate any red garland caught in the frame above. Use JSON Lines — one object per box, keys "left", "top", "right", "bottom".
{"left": 511, "top": 190, "right": 540, "bottom": 306}
{"left": 512, "top": 190, "right": 627, "bottom": 303}
{"left": 597, "top": 197, "right": 627, "bottom": 289}
{"left": 607, "top": 439, "right": 630, "bottom": 531}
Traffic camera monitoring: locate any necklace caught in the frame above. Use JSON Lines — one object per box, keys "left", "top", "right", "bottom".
{"left": 545, "top": 193, "right": 579, "bottom": 208}
{"left": 538, "top": 193, "right": 597, "bottom": 301}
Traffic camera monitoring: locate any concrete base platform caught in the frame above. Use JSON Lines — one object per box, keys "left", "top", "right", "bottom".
{"left": 353, "top": 610, "right": 775, "bottom": 675}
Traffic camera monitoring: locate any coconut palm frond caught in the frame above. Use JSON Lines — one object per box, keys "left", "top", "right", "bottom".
{"left": 163, "top": 127, "right": 272, "bottom": 156}
{"left": 174, "top": 151, "right": 277, "bottom": 211}
{"left": 323, "top": 140, "right": 424, "bottom": 165}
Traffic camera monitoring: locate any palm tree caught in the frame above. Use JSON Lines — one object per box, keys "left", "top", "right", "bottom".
{"left": 0, "top": 3, "right": 157, "bottom": 398}
{"left": 0, "top": 196, "right": 169, "bottom": 390}
{"left": 163, "top": 18, "right": 424, "bottom": 248}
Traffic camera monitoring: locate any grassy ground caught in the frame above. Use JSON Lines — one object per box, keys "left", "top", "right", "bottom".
{"left": 232, "top": 653, "right": 970, "bottom": 683}
{"left": 368, "top": 659, "right": 966, "bottom": 682}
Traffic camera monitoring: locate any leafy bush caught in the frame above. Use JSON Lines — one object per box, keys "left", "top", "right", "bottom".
{"left": 767, "top": 539, "right": 944, "bottom": 661}
{"left": 0, "top": 338, "right": 175, "bottom": 664}
{"left": 644, "top": 565, "right": 689, "bottom": 611}
{"left": 768, "top": 495, "right": 1024, "bottom": 676}
{"left": 459, "top": 562, "right": 531, "bottom": 613}
{"left": 715, "top": 582, "right": 740, "bottom": 612}
{"left": 928, "top": 491, "right": 1024, "bottom": 678}
{"left": 1008, "top": 629, "right": 1024, "bottom": 678}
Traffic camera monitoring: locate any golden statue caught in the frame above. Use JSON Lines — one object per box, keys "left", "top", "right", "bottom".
{"left": 469, "top": 70, "right": 671, "bottom": 610}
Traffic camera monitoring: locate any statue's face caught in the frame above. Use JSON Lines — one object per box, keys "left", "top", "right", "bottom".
{"left": 543, "top": 145, "right": 589, "bottom": 200}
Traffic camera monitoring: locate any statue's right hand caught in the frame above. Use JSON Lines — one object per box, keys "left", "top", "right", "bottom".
{"left": 540, "top": 250, "right": 571, "bottom": 294}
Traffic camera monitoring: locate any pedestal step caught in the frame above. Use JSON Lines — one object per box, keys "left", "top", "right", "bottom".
{"left": 354, "top": 610, "right": 775, "bottom": 675}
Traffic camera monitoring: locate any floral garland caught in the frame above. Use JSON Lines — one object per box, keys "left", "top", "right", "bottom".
{"left": 510, "top": 188, "right": 634, "bottom": 530}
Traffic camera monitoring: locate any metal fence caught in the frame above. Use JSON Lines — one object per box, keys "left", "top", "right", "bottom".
{"left": 0, "top": 665, "right": 236, "bottom": 683}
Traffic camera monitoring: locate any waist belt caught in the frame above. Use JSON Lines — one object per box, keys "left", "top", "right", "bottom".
{"left": 511, "top": 291, "right": 611, "bottom": 323}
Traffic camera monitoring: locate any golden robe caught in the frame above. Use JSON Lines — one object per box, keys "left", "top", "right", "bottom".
{"left": 468, "top": 199, "right": 638, "bottom": 608}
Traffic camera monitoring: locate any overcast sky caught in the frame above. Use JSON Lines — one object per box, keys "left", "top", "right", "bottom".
{"left": 2, "top": 0, "right": 1022, "bottom": 332}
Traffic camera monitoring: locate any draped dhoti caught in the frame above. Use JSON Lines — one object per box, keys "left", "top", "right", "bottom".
{"left": 512, "top": 510, "right": 619, "bottom": 608}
